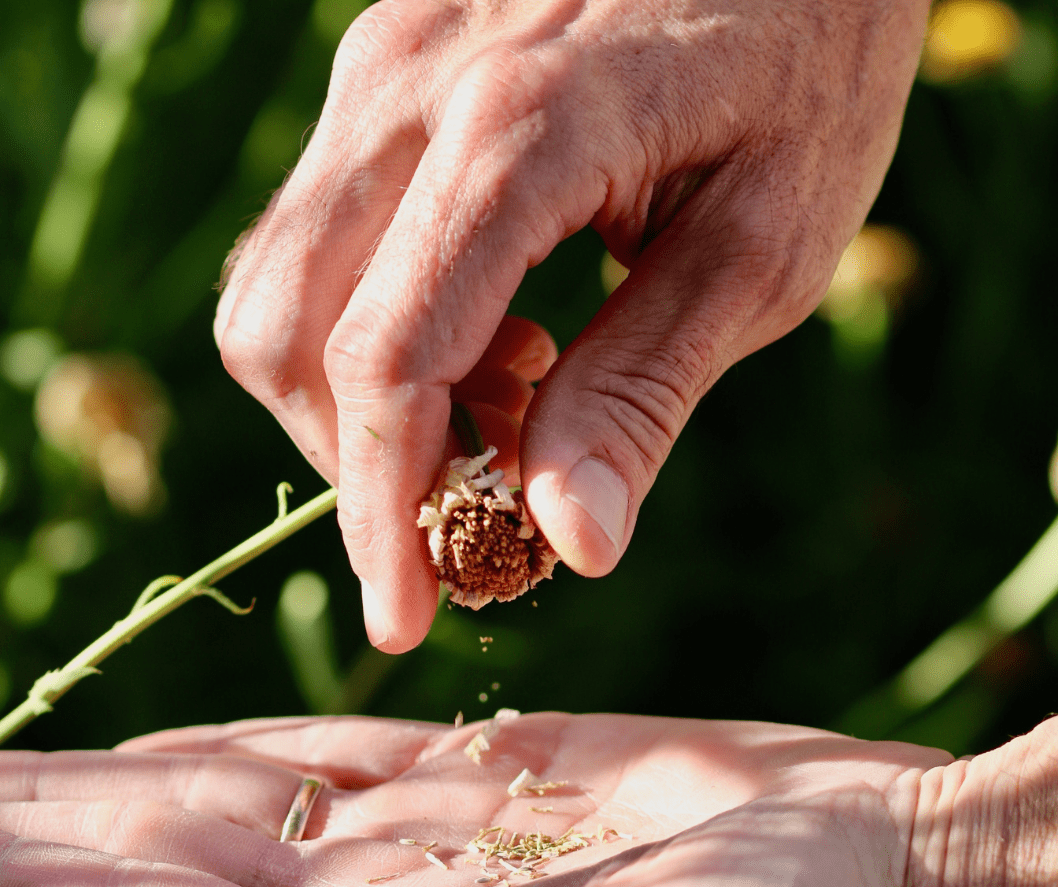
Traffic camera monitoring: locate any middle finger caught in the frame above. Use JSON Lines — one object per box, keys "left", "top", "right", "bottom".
{"left": 215, "top": 3, "right": 463, "bottom": 485}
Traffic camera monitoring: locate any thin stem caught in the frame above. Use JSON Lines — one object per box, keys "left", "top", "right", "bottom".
{"left": 835, "top": 513, "right": 1058, "bottom": 739}
{"left": 451, "top": 403, "right": 486, "bottom": 459}
{"left": 0, "top": 487, "right": 338, "bottom": 747}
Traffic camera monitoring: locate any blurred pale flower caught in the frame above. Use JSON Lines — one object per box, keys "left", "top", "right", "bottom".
{"left": 34, "top": 354, "right": 171, "bottom": 515}
{"left": 79, "top": 0, "right": 146, "bottom": 55}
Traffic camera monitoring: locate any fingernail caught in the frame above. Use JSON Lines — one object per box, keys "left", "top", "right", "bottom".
{"left": 360, "top": 578, "right": 390, "bottom": 648}
{"left": 562, "top": 457, "right": 628, "bottom": 554}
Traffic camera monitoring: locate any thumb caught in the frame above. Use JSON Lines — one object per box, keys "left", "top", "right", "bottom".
{"left": 521, "top": 177, "right": 834, "bottom": 577}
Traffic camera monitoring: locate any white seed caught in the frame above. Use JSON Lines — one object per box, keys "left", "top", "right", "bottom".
{"left": 507, "top": 768, "right": 537, "bottom": 797}
{"left": 424, "top": 851, "right": 448, "bottom": 870}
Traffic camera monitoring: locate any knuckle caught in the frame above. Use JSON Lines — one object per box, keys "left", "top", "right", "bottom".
{"left": 323, "top": 305, "right": 405, "bottom": 394}
{"left": 456, "top": 46, "right": 572, "bottom": 138}
{"left": 443, "top": 47, "right": 600, "bottom": 255}
{"left": 331, "top": 0, "right": 464, "bottom": 96}
{"left": 217, "top": 307, "right": 302, "bottom": 405}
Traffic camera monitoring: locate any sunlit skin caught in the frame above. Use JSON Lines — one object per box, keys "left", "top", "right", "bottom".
{"left": 215, "top": 0, "right": 934, "bottom": 653}
{"left": 3, "top": 712, "right": 1058, "bottom": 884}
{"left": 31, "top": 0, "right": 1050, "bottom": 881}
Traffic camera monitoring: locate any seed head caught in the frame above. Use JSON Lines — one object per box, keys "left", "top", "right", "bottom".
{"left": 418, "top": 447, "right": 558, "bottom": 609}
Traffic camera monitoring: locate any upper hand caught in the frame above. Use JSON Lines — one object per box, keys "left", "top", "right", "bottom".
{"left": 4, "top": 712, "right": 1058, "bottom": 885}
{"left": 214, "top": 0, "right": 931, "bottom": 651}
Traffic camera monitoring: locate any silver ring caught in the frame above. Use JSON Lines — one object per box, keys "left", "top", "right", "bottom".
{"left": 280, "top": 777, "right": 323, "bottom": 842}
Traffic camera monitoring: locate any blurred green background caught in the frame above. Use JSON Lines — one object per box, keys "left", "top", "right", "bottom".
{"left": 1, "top": 0, "right": 1057, "bottom": 756}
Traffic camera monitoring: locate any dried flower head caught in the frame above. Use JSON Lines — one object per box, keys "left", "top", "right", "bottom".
{"left": 418, "top": 447, "right": 558, "bottom": 609}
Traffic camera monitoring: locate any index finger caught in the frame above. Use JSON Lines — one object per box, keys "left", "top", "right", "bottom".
{"left": 325, "top": 54, "right": 605, "bottom": 651}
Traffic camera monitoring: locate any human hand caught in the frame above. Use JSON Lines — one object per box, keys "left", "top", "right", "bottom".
{"left": 4, "top": 712, "right": 1058, "bottom": 885}
{"left": 215, "top": 0, "right": 931, "bottom": 651}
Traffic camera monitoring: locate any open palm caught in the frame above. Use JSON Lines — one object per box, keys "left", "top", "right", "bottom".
{"left": 2, "top": 712, "right": 1057, "bottom": 885}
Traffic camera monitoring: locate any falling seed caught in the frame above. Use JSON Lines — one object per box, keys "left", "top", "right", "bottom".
{"left": 465, "top": 709, "right": 520, "bottom": 763}
{"left": 479, "top": 692, "right": 489, "bottom": 703}
{"left": 465, "top": 732, "right": 491, "bottom": 763}
{"left": 482, "top": 646, "right": 489, "bottom": 652}
{"left": 531, "top": 600, "right": 537, "bottom": 607}
{"left": 480, "top": 636, "right": 493, "bottom": 643}
{"left": 491, "top": 681, "right": 500, "bottom": 691}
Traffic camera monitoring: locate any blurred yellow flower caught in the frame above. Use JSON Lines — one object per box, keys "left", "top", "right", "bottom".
{"left": 920, "top": 0, "right": 1023, "bottom": 84}
{"left": 817, "top": 224, "right": 921, "bottom": 358}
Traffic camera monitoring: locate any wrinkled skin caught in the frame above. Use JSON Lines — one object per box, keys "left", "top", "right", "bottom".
{"left": 3, "top": 713, "right": 1058, "bottom": 884}
{"left": 215, "top": 0, "right": 931, "bottom": 652}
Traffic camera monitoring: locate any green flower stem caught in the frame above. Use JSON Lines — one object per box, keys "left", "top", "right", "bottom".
{"left": 0, "top": 486, "right": 338, "bottom": 747}
{"left": 451, "top": 403, "right": 486, "bottom": 459}
{"left": 836, "top": 512, "right": 1058, "bottom": 739}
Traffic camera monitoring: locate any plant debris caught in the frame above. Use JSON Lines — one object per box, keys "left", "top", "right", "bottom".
{"left": 424, "top": 850, "right": 447, "bottom": 870}
{"left": 507, "top": 768, "right": 570, "bottom": 798}
{"left": 465, "top": 826, "right": 595, "bottom": 878}
{"left": 527, "top": 780, "right": 568, "bottom": 796}
{"left": 507, "top": 768, "right": 537, "bottom": 797}
{"left": 464, "top": 708, "right": 520, "bottom": 764}
{"left": 418, "top": 447, "right": 558, "bottom": 609}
